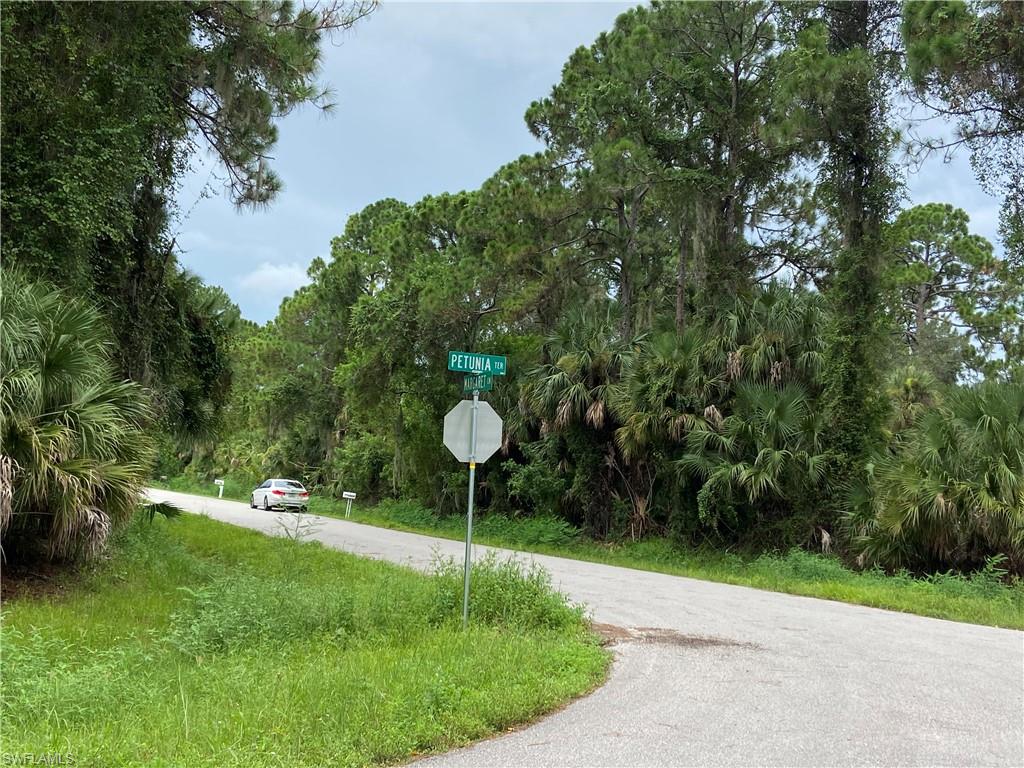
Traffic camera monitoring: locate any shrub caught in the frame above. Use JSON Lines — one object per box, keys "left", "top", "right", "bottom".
{"left": 376, "top": 499, "right": 444, "bottom": 529}
{"left": 754, "top": 548, "right": 855, "bottom": 582}
{"left": 503, "top": 442, "right": 570, "bottom": 516}
{"left": 847, "top": 381, "right": 1024, "bottom": 574}
{"left": 327, "top": 431, "right": 393, "bottom": 500}
{"left": 372, "top": 499, "right": 580, "bottom": 549}
{"left": 168, "top": 574, "right": 357, "bottom": 654}
{"left": 474, "top": 514, "right": 579, "bottom": 549}
{"left": 430, "top": 552, "right": 586, "bottom": 631}
{"left": 166, "top": 546, "right": 585, "bottom": 655}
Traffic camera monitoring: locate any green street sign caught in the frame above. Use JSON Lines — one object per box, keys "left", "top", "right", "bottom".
{"left": 463, "top": 374, "right": 493, "bottom": 393}
{"left": 447, "top": 351, "right": 507, "bottom": 376}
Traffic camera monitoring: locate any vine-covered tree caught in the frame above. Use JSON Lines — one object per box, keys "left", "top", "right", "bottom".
{"left": 777, "top": 1, "right": 901, "bottom": 513}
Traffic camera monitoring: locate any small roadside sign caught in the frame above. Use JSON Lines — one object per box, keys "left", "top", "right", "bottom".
{"left": 342, "top": 491, "right": 356, "bottom": 517}
{"left": 447, "top": 351, "right": 507, "bottom": 376}
{"left": 463, "top": 373, "right": 493, "bottom": 392}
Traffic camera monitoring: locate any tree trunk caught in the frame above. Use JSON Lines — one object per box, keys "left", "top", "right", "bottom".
{"left": 391, "top": 399, "right": 404, "bottom": 496}
{"left": 619, "top": 265, "right": 634, "bottom": 342}
{"left": 676, "top": 222, "right": 689, "bottom": 335}
{"left": 913, "top": 283, "right": 929, "bottom": 349}
{"left": 616, "top": 189, "right": 647, "bottom": 341}
{"left": 692, "top": 200, "right": 710, "bottom": 302}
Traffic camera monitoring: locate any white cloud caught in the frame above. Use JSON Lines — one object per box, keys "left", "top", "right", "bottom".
{"left": 374, "top": 3, "right": 629, "bottom": 68}
{"left": 238, "top": 262, "right": 311, "bottom": 297}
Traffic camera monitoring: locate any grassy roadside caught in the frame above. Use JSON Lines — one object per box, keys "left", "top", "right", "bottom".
{"left": 2, "top": 513, "right": 608, "bottom": 767}
{"left": 152, "top": 477, "right": 1024, "bottom": 630}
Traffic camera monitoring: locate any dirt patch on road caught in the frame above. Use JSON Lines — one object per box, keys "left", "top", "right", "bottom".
{"left": 632, "top": 626, "right": 759, "bottom": 649}
{"left": 592, "top": 622, "right": 759, "bottom": 650}
{"left": 592, "top": 622, "right": 635, "bottom": 645}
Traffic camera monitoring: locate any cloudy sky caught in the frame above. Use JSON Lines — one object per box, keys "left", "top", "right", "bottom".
{"left": 173, "top": 1, "right": 1004, "bottom": 324}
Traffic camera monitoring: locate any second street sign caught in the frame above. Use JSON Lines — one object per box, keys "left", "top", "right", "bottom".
{"left": 463, "top": 374, "right": 493, "bottom": 393}
{"left": 448, "top": 351, "right": 507, "bottom": 376}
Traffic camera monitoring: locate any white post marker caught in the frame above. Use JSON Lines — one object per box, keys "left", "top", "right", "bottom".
{"left": 342, "top": 491, "right": 356, "bottom": 518}
{"left": 443, "top": 394, "right": 503, "bottom": 629}
{"left": 214, "top": 478, "right": 225, "bottom": 498}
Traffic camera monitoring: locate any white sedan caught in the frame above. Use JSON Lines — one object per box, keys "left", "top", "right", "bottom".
{"left": 250, "top": 479, "right": 309, "bottom": 511}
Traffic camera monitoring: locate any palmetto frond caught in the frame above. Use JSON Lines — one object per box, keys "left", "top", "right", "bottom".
{"left": 1, "top": 270, "right": 153, "bottom": 561}
{"left": 708, "top": 283, "right": 827, "bottom": 391}
{"left": 525, "top": 302, "right": 631, "bottom": 434}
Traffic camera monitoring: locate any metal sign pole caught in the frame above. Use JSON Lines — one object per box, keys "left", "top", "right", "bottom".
{"left": 462, "top": 388, "right": 480, "bottom": 629}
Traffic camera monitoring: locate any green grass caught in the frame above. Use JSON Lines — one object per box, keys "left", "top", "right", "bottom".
{"left": 151, "top": 477, "right": 1024, "bottom": 630}
{"left": 2, "top": 514, "right": 608, "bottom": 767}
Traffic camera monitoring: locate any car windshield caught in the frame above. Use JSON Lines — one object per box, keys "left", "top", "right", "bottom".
{"left": 275, "top": 480, "right": 304, "bottom": 490}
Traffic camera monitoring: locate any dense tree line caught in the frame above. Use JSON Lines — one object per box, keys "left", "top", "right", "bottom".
{"left": 1, "top": 1, "right": 375, "bottom": 561}
{"left": 185, "top": 1, "right": 1023, "bottom": 574}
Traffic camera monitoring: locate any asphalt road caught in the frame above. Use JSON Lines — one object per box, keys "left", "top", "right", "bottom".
{"left": 147, "top": 488, "right": 1024, "bottom": 767}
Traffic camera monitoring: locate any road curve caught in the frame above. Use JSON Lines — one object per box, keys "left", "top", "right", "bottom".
{"left": 147, "top": 488, "right": 1023, "bottom": 767}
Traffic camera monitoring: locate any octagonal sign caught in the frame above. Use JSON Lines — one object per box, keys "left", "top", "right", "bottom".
{"left": 443, "top": 400, "right": 503, "bottom": 464}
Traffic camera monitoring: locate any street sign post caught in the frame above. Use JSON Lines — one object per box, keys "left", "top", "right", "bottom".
{"left": 443, "top": 384, "right": 504, "bottom": 629}
{"left": 447, "top": 351, "right": 507, "bottom": 376}
{"left": 214, "top": 478, "right": 225, "bottom": 498}
{"left": 462, "top": 373, "right": 493, "bottom": 393}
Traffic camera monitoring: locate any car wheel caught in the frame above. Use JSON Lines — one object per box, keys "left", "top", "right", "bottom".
{"left": 249, "top": 495, "right": 256, "bottom": 509}
{"left": 263, "top": 496, "right": 271, "bottom": 511}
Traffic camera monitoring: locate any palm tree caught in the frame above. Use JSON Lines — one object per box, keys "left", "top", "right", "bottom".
{"left": 518, "top": 304, "right": 635, "bottom": 536}
{"left": 1, "top": 271, "right": 153, "bottom": 561}
{"left": 524, "top": 304, "right": 630, "bottom": 434}
{"left": 613, "top": 328, "right": 720, "bottom": 460}
{"left": 610, "top": 328, "right": 717, "bottom": 538}
{"left": 883, "top": 365, "right": 941, "bottom": 436}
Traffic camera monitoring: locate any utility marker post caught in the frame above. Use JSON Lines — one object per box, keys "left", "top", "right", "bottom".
{"left": 443, "top": 351, "right": 506, "bottom": 630}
